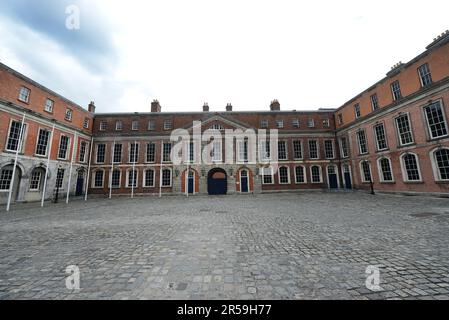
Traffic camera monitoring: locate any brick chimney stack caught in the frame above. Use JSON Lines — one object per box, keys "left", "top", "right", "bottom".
{"left": 270, "top": 99, "right": 280, "bottom": 111}
{"left": 151, "top": 99, "right": 161, "bottom": 113}
{"left": 226, "top": 103, "right": 233, "bottom": 112}
{"left": 203, "top": 102, "right": 209, "bottom": 112}
{"left": 88, "top": 101, "right": 96, "bottom": 113}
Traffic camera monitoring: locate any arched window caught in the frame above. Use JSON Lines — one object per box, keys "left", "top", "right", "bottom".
{"left": 0, "top": 166, "right": 14, "bottom": 190}
{"left": 378, "top": 158, "right": 393, "bottom": 182}
{"left": 311, "top": 166, "right": 322, "bottom": 183}
{"left": 29, "top": 167, "right": 45, "bottom": 191}
{"left": 295, "top": 166, "right": 306, "bottom": 184}
{"left": 434, "top": 148, "right": 449, "bottom": 180}
{"left": 401, "top": 153, "right": 421, "bottom": 182}
{"left": 278, "top": 166, "right": 290, "bottom": 184}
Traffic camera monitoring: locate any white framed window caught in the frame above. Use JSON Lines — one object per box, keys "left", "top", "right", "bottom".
{"left": 146, "top": 143, "right": 156, "bottom": 163}
{"left": 308, "top": 140, "right": 319, "bottom": 159}
{"left": 29, "top": 170, "right": 42, "bottom": 191}
{"left": 162, "top": 168, "right": 172, "bottom": 187}
{"left": 44, "top": 99, "right": 54, "bottom": 113}
{"left": 418, "top": 63, "right": 432, "bottom": 87}
{"left": 99, "top": 121, "right": 107, "bottom": 131}
{"left": 96, "top": 144, "right": 106, "bottom": 163}
{"left": 126, "top": 169, "right": 138, "bottom": 188}
{"left": 391, "top": 80, "right": 402, "bottom": 101}
{"left": 400, "top": 153, "right": 422, "bottom": 182}
{"left": 0, "top": 167, "right": 14, "bottom": 190}
{"left": 294, "top": 166, "right": 306, "bottom": 183}
{"left": 132, "top": 121, "right": 139, "bottom": 131}
{"left": 83, "top": 118, "right": 89, "bottom": 129}
{"left": 144, "top": 169, "right": 155, "bottom": 187}
{"left": 35, "top": 128, "right": 50, "bottom": 156}
{"left": 57, "top": 135, "right": 70, "bottom": 160}
{"left": 19, "top": 87, "right": 30, "bottom": 103}
{"left": 354, "top": 104, "right": 361, "bottom": 118}
{"left": 430, "top": 148, "right": 449, "bottom": 181}
{"left": 340, "top": 137, "right": 349, "bottom": 158}
{"left": 237, "top": 139, "right": 249, "bottom": 162}
{"left": 65, "top": 109, "right": 73, "bottom": 121}
{"left": 93, "top": 170, "right": 104, "bottom": 188}
{"left": 308, "top": 119, "right": 315, "bottom": 128}
{"left": 260, "top": 120, "right": 268, "bottom": 128}
{"left": 79, "top": 141, "right": 88, "bottom": 163}
{"left": 148, "top": 120, "right": 156, "bottom": 131}
{"left": 324, "top": 140, "right": 334, "bottom": 159}
{"left": 187, "top": 141, "right": 195, "bottom": 163}
{"left": 163, "top": 143, "right": 172, "bottom": 162}
{"left": 356, "top": 130, "right": 368, "bottom": 154}
{"left": 423, "top": 101, "right": 448, "bottom": 139}
{"left": 293, "top": 140, "right": 303, "bottom": 159}
{"left": 360, "top": 161, "right": 372, "bottom": 183}
{"left": 310, "top": 165, "right": 322, "bottom": 183}
{"left": 374, "top": 123, "right": 388, "bottom": 151}
{"left": 6, "top": 120, "right": 27, "bottom": 152}
{"left": 211, "top": 141, "right": 222, "bottom": 162}
{"left": 370, "top": 94, "right": 379, "bottom": 111}
{"left": 292, "top": 119, "right": 300, "bottom": 128}
{"left": 338, "top": 114, "right": 343, "bottom": 125}
{"left": 261, "top": 167, "right": 274, "bottom": 184}
{"left": 164, "top": 120, "right": 172, "bottom": 130}
{"left": 111, "top": 170, "right": 121, "bottom": 188}
{"left": 116, "top": 121, "right": 123, "bottom": 131}
{"left": 260, "top": 140, "right": 271, "bottom": 161}
{"left": 129, "top": 143, "right": 139, "bottom": 163}
{"left": 395, "top": 113, "right": 414, "bottom": 146}
{"left": 278, "top": 166, "right": 290, "bottom": 184}
{"left": 278, "top": 141, "right": 288, "bottom": 160}
{"left": 113, "top": 143, "right": 122, "bottom": 163}
{"left": 211, "top": 124, "right": 225, "bottom": 131}
{"left": 378, "top": 157, "right": 394, "bottom": 182}
{"left": 276, "top": 120, "right": 284, "bottom": 129}
{"left": 322, "top": 119, "right": 330, "bottom": 128}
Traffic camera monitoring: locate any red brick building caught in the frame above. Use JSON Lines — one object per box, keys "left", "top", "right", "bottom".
{"left": 1, "top": 31, "right": 449, "bottom": 205}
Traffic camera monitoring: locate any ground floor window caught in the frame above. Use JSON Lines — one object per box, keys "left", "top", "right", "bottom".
{"left": 0, "top": 168, "right": 13, "bottom": 190}
{"left": 434, "top": 148, "right": 449, "bottom": 180}
{"left": 401, "top": 153, "right": 421, "bottom": 181}
{"left": 145, "top": 169, "right": 155, "bottom": 187}
{"left": 378, "top": 158, "right": 393, "bottom": 182}
{"left": 111, "top": 170, "right": 121, "bottom": 188}
{"left": 278, "top": 166, "right": 290, "bottom": 184}
{"left": 262, "top": 167, "right": 273, "bottom": 184}
{"left": 127, "top": 170, "right": 138, "bottom": 188}
{"left": 29, "top": 170, "right": 43, "bottom": 191}
{"left": 311, "top": 166, "right": 321, "bottom": 183}
{"left": 162, "top": 169, "right": 172, "bottom": 187}
{"left": 360, "top": 161, "right": 372, "bottom": 183}
{"left": 93, "top": 170, "right": 103, "bottom": 188}
{"left": 295, "top": 166, "right": 305, "bottom": 183}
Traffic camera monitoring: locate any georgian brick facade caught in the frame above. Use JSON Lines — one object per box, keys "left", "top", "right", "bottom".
{"left": 1, "top": 31, "right": 449, "bottom": 205}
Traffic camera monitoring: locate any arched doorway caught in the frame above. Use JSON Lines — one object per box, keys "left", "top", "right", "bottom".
{"left": 208, "top": 168, "right": 227, "bottom": 195}
{"left": 0, "top": 164, "right": 22, "bottom": 204}
{"left": 327, "top": 165, "right": 339, "bottom": 189}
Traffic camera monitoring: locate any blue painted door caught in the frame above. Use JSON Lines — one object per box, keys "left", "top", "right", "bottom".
{"left": 241, "top": 170, "right": 249, "bottom": 193}
{"left": 208, "top": 170, "right": 227, "bottom": 195}
{"left": 188, "top": 172, "right": 194, "bottom": 194}
{"left": 344, "top": 172, "right": 352, "bottom": 189}
{"left": 328, "top": 166, "right": 338, "bottom": 189}
{"left": 75, "top": 172, "right": 84, "bottom": 196}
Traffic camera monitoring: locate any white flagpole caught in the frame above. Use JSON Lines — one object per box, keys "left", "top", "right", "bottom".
{"left": 6, "top": 113, "right": 26, "bottom": 212}
{"left": 131, "top": 141, "right": 136, "bottom": 199}
{"left": 159, "top": 140, "right": 163, "bottom": 198}
{"left": 109, "top": 140, "right": 115, "bottom": 199}
{"left": 41, "top": 123, "right": 55, "bottom": 207}
{"left": 66, "top": 132, "right": 77, "bottom": 204}
{"left": 84, "top": 137, "right": 94, "bottom": 201}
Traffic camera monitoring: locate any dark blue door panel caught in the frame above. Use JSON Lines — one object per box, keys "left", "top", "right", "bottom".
{"left": 344, "top": 173, "right": 352, "bottom": 189}
{"left": 208, "top": 177, "right": 227, "bottom": 195}
{"left": 329, "top": 174, "right": 338, "bottom": 189}
{"left": 241, "top": 177, "right": 248, "bottom": 193}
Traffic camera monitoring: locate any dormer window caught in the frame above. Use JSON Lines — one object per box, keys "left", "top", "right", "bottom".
{"left": 19, "top": 87, "right": 30, "bottom": 103}
{"left": 210, "top": 124, "right": 224, "bottom": 131}
{"left": 65, "top": 109, "right": 73, "bottom": 121}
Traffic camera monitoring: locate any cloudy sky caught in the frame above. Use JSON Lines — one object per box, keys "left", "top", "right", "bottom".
{"left": 0, "top": 0, "right": 448, "bottom": 113}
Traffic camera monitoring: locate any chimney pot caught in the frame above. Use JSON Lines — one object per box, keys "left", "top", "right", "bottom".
{"left": 151, "top": 99, "right": 161, "bottom": 113}
{"left": 203, "top": 102, "right": 209, "bottom": 112}
{"left": 226, "top": 103, "right": 233, "bottom": 112}
{"left": 88, "top": 101, "right": 96, "bottom": 113}
{"left": 270, "top": 99, "right": 280, "bottom": 111}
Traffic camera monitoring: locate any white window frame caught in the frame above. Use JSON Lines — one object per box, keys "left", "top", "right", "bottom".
{"left": 308, "top": 119, "right": 315, "bottom": 128}
{"left": 391, "top": 80, "right": 402, "bottom": 101}
{"left": 113, "top": 143, "right": 122, "bottom": 164}
{"left": 65, "top": 109, "right": 73, "bottom": 121}
{"left": 294, "top": 165, "right": 307, "bottom": 184}
{"left": 418, "top": 63, "right": 432, "bottom": 87}
{"left": 377, "top": 157, "right": 395, "bottom": 183}
{"left": 99, "top": 121, "right": 107, "bottom": 131}
{"left": 115, "top": 120, "right": 123, "bottom": 131}
{"left": 35, "top": 127, "right": 51, "bottom": 157}
{"left": 96, "top": 144, "right": 106, "bottom": 164}
{"left": 111, "top": 169, "right": 122, "bottom": 188}
{"left": 356, "top": 130, "right": 368, "bottom": 155}
{"left": 132, "top": 121, "right": 139, "bottom": 131}
{"left": 57, "top": 135, "right": 71, "bottom": 160}
{"left": 292, "top": 119, "right": 300, "bottom": 128}
{"left": 310, "top": 165, "right": 323, "bottom": 183}
{"left": 161, "top": 168, "right": 173, "bottom": 187}
{"left": 143, "top": 168, "right": 155, "bottom": 187}
{"left": 373, "top": 122, "right": 388, "bottom": 151}
{"left": 308, "top": 140, "right": 319, "bottom": 160}
{"left": 148, "top": 120, "right": 156, "bottom": 131}
{"left": 354, "top": 104, "right": 361, "bottom": 119}
{"left": 44, "top": 98, "right": 54, "bottom": 113}
{"left": 276, "top": 120, "right": 284, "bottom": 129}
{"left": 278, "top": 140, "right": 288, "bottom": 161}
{"left": 340, "top": 136, "right": 349, "bottom": 158}
{"left": 164, "top": 120, "right": 172, "bottom": 131}
{"left": 278, "top": 166, "right": 290, "bottom": 184}
{"left": 430, "top": 147, "right": 449, "bottom": 182}
{"left": 394, "top": 113, "right": 414, "bottom": 146}
{"left": 83, "top": 118, "right": 90, "bottom": 129}
{"left": 399, "top": 153, "right": 422, "bottom": 182}
{"left": 237, "top": 139, "right": 249, "bottom": 163}
{"left": 92, "top": 169, "right": 105, "bottom": 188}
{"left": 292, "top": 140, "right": 303, "bottom": 160}
{"left": 324, "top": 140, "right": 335, "bottom": 159}
{"left": 128, "top": 142, "right": 139, "bottom": 163}
{"left": 423, "top": 100, "right": 448, "bottom": 140}
{"left": 79, "top": 141, "right": 88, "bottom": 163}
{"left": 19, "top": 86, "right": 31, "bottom": 103}
{"left": 5, "top": 119, "right": 27, "bottom": 153}
{"left": 261, "top": 167, "right": 274, "bottom": 185}
{"left": 211, "top": 140, "right": 222, "bottom": 162}
{"left": 260, "top": 120, "right": 268, "bottom": 128}
{"left": 29, "top": 169, "right": 43, "bottom": 191}
{"left": 359, "top": 161, "right": 373, "bottom": 183}
{"left": 370, "top": 94, "right": 379, "bottom": 111}
{"left": 126, "top": 169, "right": 139, "bottom": 188}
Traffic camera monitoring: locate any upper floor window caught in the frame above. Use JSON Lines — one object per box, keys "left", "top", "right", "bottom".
{"left": 19, "top": 87, "right": 30, "bottom": 103}
{"left": 308, "top": 140, "right": 319, "bottom": 159}
{"left": 391, "top": 80, "right": 402, "bottom": 101}
{"left": 374, "top": 123, "right": 388, "bottom": 151}
{"left": 324, "top": 140, "right": 334, "bottom": 159}
{"left": 337, "top": 114, "right": 343, "bottom": 125}
{"left": 132, "top": 121, "right": 139, "bottom": 131}
{"left": 96, "top": 144, "right": 106, "bottom": 163}
{"left": 35, "top": 129, "right": 50, "bottom": 156}
{"left": 164, "top": 120, "right": 172, "bottom": 130}
{"left": 340, "top": 137, "right": 349, "bottom": 158}
{"left": 307, "top": 119, "right": 315, "bottom": 128}
{"left": 322, "top": 119, "right": 330, "bottom": 128}
{"left": 57, "top": 135, "right": 70, "bottom": 160}
{"left": 99, "top": 121, "right": 107, "bottom": 131}
{"left": 44, "top": 99, "right": 54, "bottom": 113}
{"left": 278, "top": 141, "right": 288, "bottom": 160}
{"left": 260, "top": 140, "right": 271, "bottom": 161}
{"left": 356, "top": 130, "right": 368, "bottom": 154}
{"left": 293, "top": 140, "right": 303, "bottom": 159}
{"left": 113, "top": 143, "right": 122, "bottom": 163}
{"left": 276, "top": 120, "right": 284, "bottom": 129}
{"left": 6, "top": 120, "right": 27, "bottom": 152}
{"left": 65, "top": 109, "right": 73, "bottom": 121}
{"left": 423, "top": 101, "right": 448, "bottom": 139}
{"left": 83, "top": 118, "right": 89, "bottom": 129}
{"left": 418, "top": 63, "right": 432, "bottom": 87}
{"left": 148, "top": 120, "right": 155, "bottom": 131}
{"left": 146, "top": 143, "right": 155, "bottom": 163}
{"left": 163, "top": 142, "right": 172, "bottom": 162}
{"left": 211, "top": 141, "right": 222, "bottom": 162}
{"left": 129, "top": 143, "right": 139, "bottom": 163}
{"left": 370, "top": 94, "right": 379, "bottom": 111}
{"left": 116, "top": 120, "right": 123, "bottom": 131}
{"left": 237, "top": 139, "right": 248, "bottom": 162}
{"left": 260, "top": 120, "right": 268, "bottom": 129}
{"left": 360, "top": 161, "right": 372, "bottom": 183}
{"left": 395, "top": 114, "right": 414, "bottom": 146}
{"left": 79, "top": 141, "right": 87, "bottom": 163}
{"left": 211, "top": 124, "right": 224, "bottom": 131}
{"left": 354, "top": 104, "right": 361, "bottom": 119}
{"left": 292, "top": 119, "right": 300, "bottom": 128}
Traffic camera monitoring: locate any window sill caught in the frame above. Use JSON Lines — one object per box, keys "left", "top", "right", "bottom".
{"left": 379, "top": 181, "right": 396, "bottom": 184}
{"left": 435, "top": 180, "right": 449, "bottom": 184}
{"left": 18, "top": 99, "right": 29, "bottom": 104}
{"left": 396, "top": 143, "right": 415, "bottom": 149}
{"left": 427, "top": 135, "right": 449, "bottom": 143}
{"left": 403, "top": 181, "right": 424, "bottom": 184}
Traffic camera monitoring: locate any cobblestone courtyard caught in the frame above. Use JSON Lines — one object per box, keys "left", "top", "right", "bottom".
{"left": 1, "top": 192, "right": 449, "bottom": 300}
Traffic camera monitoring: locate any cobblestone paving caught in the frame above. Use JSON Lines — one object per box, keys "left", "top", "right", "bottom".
{"left": 1, "top": 192, "right": 449, "bottom": 300}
